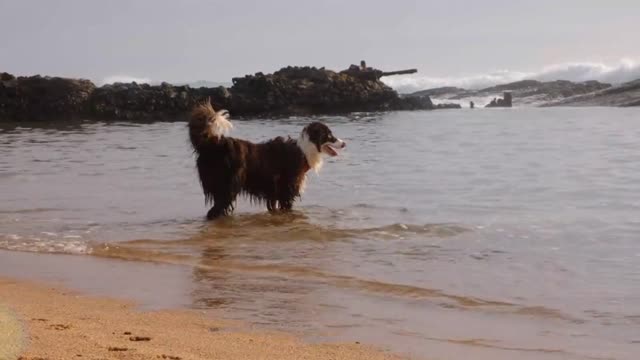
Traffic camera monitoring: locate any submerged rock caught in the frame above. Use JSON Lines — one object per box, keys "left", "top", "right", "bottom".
{"left": 485, "top": 92, "right": 512, "bottom": 108}
{"left": 435, "top": 103, "right": 462, "bottom": 109}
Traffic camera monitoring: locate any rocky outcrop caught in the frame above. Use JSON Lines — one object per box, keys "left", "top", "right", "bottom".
{"left": 86, "top": 82, "right": 230, "bottom": 120}
{"left": 435, "top": 102, "right": 462, "bottom": 109}
{"left": 0, "top": 73, "right": 95, "bottom": 121}
{"left": 485, "top": 92, "right": 512, "bottom": 108}
{"left": 394, "top": 94, "right": 435, "bottom": 110}
{"left": 0, "top": 65, "right": 435, "bottom": 122}
{"left": 229, "top": 66, "right": 407, "bottom": 115}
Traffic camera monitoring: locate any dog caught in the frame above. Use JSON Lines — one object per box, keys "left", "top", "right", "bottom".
{"left": 188, "top": 101, "right": 346, "bottom": 219}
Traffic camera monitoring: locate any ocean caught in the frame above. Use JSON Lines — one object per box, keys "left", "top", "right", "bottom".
{"left": 1, "top": 107, "right": 639, "bottom": 360}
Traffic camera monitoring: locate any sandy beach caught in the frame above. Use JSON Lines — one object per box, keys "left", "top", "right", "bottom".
{"left": 0, "top": 276, "right": 402, "bottom": 360}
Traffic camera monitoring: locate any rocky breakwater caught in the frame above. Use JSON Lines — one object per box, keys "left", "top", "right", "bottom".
{"left": 0, "top": 64, "right": 435, "bottom": 122}
{"left": 0, "top": 72, "right": 95, "bottom": 121}
{"left": 86, "top": 82, "right": 230, "bottom": 120}
{"left": 229, "top": 65, "right": 431, "bottom": 115}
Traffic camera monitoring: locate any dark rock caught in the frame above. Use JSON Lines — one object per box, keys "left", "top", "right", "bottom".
{"left": 485, "top": 92, "right": 512, "bottom": 108}
{"left": 435, "top": 103, "right": 462, "bottom": 109}
{"left": 0, "top": 74, "right": 95, "bottom": 121}
{"left": 395, "top": 94, "right": 460, "bottom": 110}
{"left": 0, "top": 65, "right": 434, "bottom": 122}
{"left": 1, "top": 72, "right": 15, "bottom": 81}
{"left": 86, "top": 82, "right": 230, "bottom": 121}
{"left": 394, "top": 95, "right": 434, "bottom": 110}
{"left": 228, "top": 66, "right": 426, "bottom": 115}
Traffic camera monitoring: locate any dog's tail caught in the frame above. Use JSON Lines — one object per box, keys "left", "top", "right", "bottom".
{"left": 189, "top": 99, "right": 233, "bottom": 151}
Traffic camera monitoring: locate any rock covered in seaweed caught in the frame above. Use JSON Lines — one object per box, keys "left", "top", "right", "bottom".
{"left": 0, "top": 74, "right": 95, "bottom": 121}
{"left": 0, "top": 64, "right": 434, "bottom": 122}
{"left": 229, "top": 66, "right": 423, "bottom": 115}
{"left": 86, "top": 82, "right": 231, "bottom": 120}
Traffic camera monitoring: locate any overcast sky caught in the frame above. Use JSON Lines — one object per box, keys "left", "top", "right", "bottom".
{"left": 1, "top": 0, "right": 639, "bottom": 88}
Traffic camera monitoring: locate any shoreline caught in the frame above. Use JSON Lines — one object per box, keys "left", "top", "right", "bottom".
{"left": 0, "top": 273, "right": 404, "bottom": 360}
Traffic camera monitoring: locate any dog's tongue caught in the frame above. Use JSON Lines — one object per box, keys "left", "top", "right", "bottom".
{"left": 323, "top": 144, "right": 339, "bottom": 157}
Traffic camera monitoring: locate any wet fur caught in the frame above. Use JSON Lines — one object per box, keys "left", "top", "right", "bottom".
{"left": 189, "top": 102, "right": 311, "bottom": 219}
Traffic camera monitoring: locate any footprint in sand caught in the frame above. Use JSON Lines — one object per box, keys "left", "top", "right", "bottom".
{"left": 108, "top": 346, "right": 129, "bottom": 352}
{"left": 48, "top": 324, "right": 71, "bottom": 330}
{"left": 129, "top": 336, "right": 151, "bottom": 342}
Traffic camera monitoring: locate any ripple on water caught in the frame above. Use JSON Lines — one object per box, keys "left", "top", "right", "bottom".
{"left": 2, "top": 110, "right": 640, "bottom": 359}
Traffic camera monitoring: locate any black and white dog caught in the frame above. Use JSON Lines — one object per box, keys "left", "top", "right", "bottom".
{"left": 188, "top": 101, "right": 345, "bottom": 219}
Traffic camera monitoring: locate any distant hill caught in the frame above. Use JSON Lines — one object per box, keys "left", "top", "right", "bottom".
{"left": 175, "top": 80, "right": 232, "bottom": 88}
{"left": 407, "top": 79, "right": 615, "bottom": 107}
{"left": 542, "top": 79, "right": 640, "bottom": 107}
{"left": 409, "top": 86, "right": 466, "bottom": 98}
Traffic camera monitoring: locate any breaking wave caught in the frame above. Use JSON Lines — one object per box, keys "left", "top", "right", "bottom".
{"left": 100, "top": 75, "right": 151, "bottom": 85}
{"left": 384, "top": 58, "right": 640, "bottom": 93}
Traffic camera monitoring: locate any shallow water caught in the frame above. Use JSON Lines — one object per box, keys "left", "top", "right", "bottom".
{"left": 1, "top": 108, "right": 640, "bottom": 359}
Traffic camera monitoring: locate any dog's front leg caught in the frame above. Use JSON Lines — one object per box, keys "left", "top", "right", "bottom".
{"left": 266, "top": 200, "right": 278, "bottom": 213}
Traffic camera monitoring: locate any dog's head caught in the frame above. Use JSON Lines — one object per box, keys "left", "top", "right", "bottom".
{"left": 297, "top": 122, "right": 346, "bottom": 171}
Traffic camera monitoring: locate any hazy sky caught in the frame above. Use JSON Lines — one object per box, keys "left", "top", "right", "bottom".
{"left": 1, "top": 0, "right": 639, "bottom": 87}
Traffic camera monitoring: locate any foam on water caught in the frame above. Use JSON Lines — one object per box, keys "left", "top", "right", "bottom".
{"left": 0, "top": 234, "right": 91, "bottom": 255}
{"left": 100, "top": 75, "right": 151, "bottom": 85}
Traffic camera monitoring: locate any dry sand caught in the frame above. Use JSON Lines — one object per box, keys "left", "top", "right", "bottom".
{"left": 0, "top": 276, "right": 403, "bottom": 360}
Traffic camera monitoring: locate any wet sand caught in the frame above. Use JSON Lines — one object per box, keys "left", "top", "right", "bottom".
{"left": 0, "top": 275, "right": 402, "bottom": 360}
